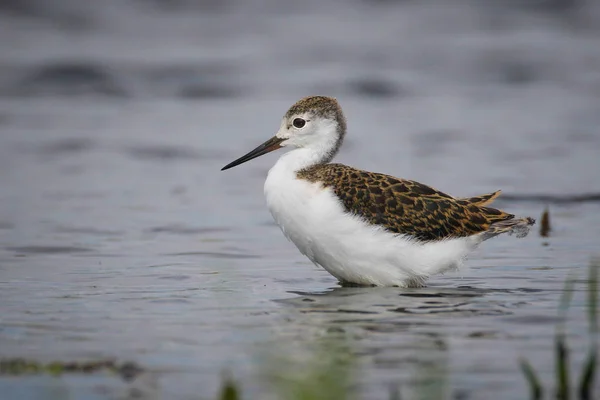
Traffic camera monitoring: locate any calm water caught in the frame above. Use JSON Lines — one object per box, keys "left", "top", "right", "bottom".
{"left": 1, "top": 1, "right": 600, "bottom": 399}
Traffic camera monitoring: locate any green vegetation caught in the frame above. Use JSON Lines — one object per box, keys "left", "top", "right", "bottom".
{"left": 520, "top": 258, "right": 598, "bottom": 400}
{"left": 217, "top": 375, "right": 242, "bottom": 400}
{"left": 0, "top": 359, "right": 143, "bottom": 381}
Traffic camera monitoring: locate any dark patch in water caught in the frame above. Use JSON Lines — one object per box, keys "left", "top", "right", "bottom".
{"left": 390, "top": 306, "right": 483, "bottom": 315}
{"left": 329, "top": 319, "right": 381, "bottom": 325}
{"left": 0, "top": 0, "right": 37, "bottom": 15}
{"left": 179, "top": 84, "right": 241, "bottom": 99}
{"left": 7, "top": 246, "right": 93, "bottom": 255}
{"left": 302, "top": 309, "right": 378, "bottom": 315}
{"left": 501, "top": 193, "right": 600, "bottom": 203}
{"left": 346, "top": 77, "right": 403, "bottom": 98}
{"left": 362, "top": 322, "right": 418, "bottom": 333}
{"left": 468, "top": 331, "right": 499, "bottom": 338}
{"left": 335, "top": 309, "right": 379, "bottom": 314}
{"left": 286, "top": 290, "right": 335, "bottom": 297}
{"left": 142, "top": 0, "right": 234, "bottom": 12}
{"left": 500, "top": 314, "right": 560, "bottom": 325}
{"left": 453, "top": 389, "right": 470, "bottom": 400}
{"left": 399, "top": 292, "right": 481, "bottom": 298}
{"left": 0, "top": 1, "right": 91, "bottom": 29}
{"left": 53, "top": 225, "right": 123, "bottom": 236}
{"left": 146, "top": 224, "right": 229, "bottom": 235}
{"left": 164, "top": 251, "right": 260, "bottom": 259}
{"left": 446, "top": 309, "right": 505, "bottom": 316}
{"left": 171, "top": 185, "right": 187, "bottom": 195}
{"left": 146, "top": 262, "right": 190, "bottom": 268}
{"left": 360, "top": 0, "right": 414, "bottom": 4}
{"left": 149, "top": 298, "right": 191, "bottom": 304}
{"left": 389, "top": 307, "right": 415, "bottom": 314}
{"left": 479, "top": 51, "right": 539, "bottom": 85}
{"left": 517, "top": 0, "right": 580, "bottom": 12}
{"left": 0, "top": 358, "right": 143, "bottom": 381}
{"left": 9, "top": 63, "right": 127, "bottom": 97}
{"left": 0, "top": 222, "right": 14, "bottom": 230}
{"left": 38, "top": 138, "right": 94, "bottom": 155}
{"left": 125, "top": 145, "right": 218, "bottom": 161}
{"left": 144, "top": 64, "right": 242, "bottom": 99}
{"left": 565, "top": 131, "right": 599, "bottom": 143}
{"left": 158, "top": 275, "right": 191, "bottom": 281}
{"left": 501, "top": 62, "right": 537, "bottom": 85}
{"left": 417, "top": 301, "right": 469, "bottom": 309}
{"left": 514, "top": 287, "right": 545, "bottom": 293}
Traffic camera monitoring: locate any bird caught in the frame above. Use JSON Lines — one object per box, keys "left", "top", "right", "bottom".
{"left": 221, "top": 96, "right": 535, "bottom": 287}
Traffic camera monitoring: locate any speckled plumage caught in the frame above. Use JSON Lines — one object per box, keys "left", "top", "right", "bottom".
{"left": 297, "top": 164, "right": 533, "bottom": 241}
{"left": 284, "top": 96, "right": 347, "bottom": 127}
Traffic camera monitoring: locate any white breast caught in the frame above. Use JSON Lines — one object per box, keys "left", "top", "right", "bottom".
{"left": 264, "top": 156, "right": 480, "bottom": 287}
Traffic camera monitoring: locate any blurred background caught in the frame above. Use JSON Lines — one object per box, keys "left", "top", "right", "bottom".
{"left": 1, "top": 1, "right": 600, "bottom": 399}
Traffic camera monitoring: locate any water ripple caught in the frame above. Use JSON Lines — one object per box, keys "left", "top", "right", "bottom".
{"left": 6, "top": 246, "right": 94, "bottom": 255}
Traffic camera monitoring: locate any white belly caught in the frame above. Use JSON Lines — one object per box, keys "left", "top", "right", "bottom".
{"left": 264, "top": 160, "right": 479, "bottom": 287}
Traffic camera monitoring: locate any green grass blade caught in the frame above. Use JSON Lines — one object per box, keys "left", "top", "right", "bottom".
{"left": 578, "top": 259, "right": 599, "bottom": 400}
{"left": 218, "top": 376, "right": 241, "bottom": 400}
{"left": 553, "top": 273, "right": 575, "bottom": 400}
{"left": 578, "top": 350, "right": 597, "bottom": 400}
{"left": 519, "top": 358, "right": 543, "bottom": 400}
{"left": 555, "top": 334, "right": 570, "bottom": 400}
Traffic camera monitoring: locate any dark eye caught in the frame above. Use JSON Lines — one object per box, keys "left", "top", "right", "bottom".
{"left": 293, "top": 118, "right": 306, "bottom": 128}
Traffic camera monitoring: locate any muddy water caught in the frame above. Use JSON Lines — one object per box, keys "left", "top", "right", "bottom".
{"left": 1, "top": 1, "right": 600, "bottom": 399}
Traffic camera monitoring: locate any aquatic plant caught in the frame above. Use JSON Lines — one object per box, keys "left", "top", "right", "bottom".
{"left": 218, "top": 375, "right": 242, "bottom": 400}
{"left": 520, "top": 258, "right": 598, "bottom": 400}
{"left": 539, "top": 207, "right": 551, "bottom": 237}
{"left": 0, "top": 358, "right": 143, "bottom": 381}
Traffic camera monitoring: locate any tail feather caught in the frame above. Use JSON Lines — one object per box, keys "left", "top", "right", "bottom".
{"left": 481, "top": 217, "right": 536, "bottom": 241}
{"left": 460, "top": 190, "right": 502, "bottom": 207}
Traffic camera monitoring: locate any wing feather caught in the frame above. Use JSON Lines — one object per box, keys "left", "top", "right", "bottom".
{"left": 297, "top": 164, "right": 514, "bottom": 241}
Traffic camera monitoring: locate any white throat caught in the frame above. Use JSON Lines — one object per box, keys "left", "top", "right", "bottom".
{"left": 275, "top": 146, "right": 330, "bottom": 173}
{"left": 275, "top": 120, "right": 342, "bottom": 173}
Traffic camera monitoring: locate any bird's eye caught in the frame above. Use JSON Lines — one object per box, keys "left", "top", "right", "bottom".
{"left": 293, "top": 118, "right": 306, "bottom": 128}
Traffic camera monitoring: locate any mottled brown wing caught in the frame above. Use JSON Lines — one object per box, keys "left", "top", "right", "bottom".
{"left": 297, "top": 164, "right": 514, "bottom": 241}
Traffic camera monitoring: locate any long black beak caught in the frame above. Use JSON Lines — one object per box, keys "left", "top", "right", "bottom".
{"left": 221, "top": 136, "right": 285, "bottom": 171}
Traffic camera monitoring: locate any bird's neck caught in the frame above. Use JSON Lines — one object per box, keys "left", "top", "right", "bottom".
{"left": 277, "top": 139, "right": 342, "bottom": 173}
{"left": 274, "top": 149, "right": 322, "bottom": 174}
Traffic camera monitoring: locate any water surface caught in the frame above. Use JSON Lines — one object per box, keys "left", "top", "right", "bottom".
{"left": 1, "top": 1, "right": 600, "bottom": 399}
